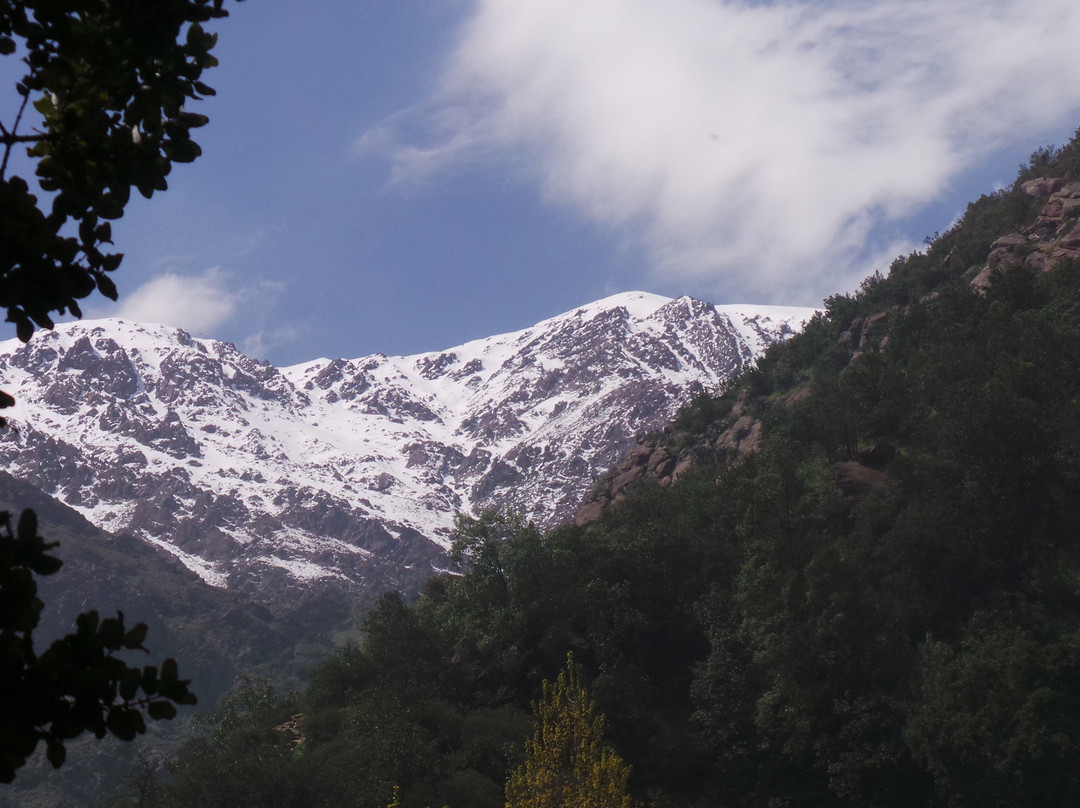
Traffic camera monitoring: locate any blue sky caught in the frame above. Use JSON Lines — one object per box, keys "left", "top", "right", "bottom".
{"left": 22, "top": 0, "right": 1080, "bottom": 365}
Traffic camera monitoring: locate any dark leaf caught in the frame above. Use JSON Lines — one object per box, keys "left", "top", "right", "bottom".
{"left": 163, "top": 138, "right": 201, "bottom": 163}
{"left": 96, "top": 273, "right": 118, "bottom": 301}
{"left": 79, "top": 215, "right": 98, "bottom": 243}
{"left": 45, "top": 740, "right": 66, "bottom": 770}
{"left": 106, "top": 708, "right": 139, "bottom": 742}
{"left": 177, "top": 112, "right": 210, "bottom": 128}
{"left": 161, "top": 658, "right": 178, "bottom": 684}
{"left": 147, "top": 701, "right": 177, "bottom": 721}
{"left": 31, "top": 552, "right": 62, "bottom": 576}
{"left": 99, "top": 615, "right": 124, "bottom": 648}
{"left": 119, "top": 668, "right": 142, "bottom": 701}
{"left": 77, "top": 610, "right": 100, "bottom": 634}
{"left": 123, "top": 622, "right": 148, "bottom": 649}
{"left": 95, "top": 194, "right": 124, "bottom": 220}
{"left": 16, "top": 508, "right": 38, "bottom": 541}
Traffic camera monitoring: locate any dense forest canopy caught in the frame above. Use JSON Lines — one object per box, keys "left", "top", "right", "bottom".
{"left": 95, "top": 129, "right": 1080, "bottom": 808}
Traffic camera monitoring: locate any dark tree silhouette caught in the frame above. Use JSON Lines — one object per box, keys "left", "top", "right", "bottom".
{"left": 0, "top": 0, "right": 242, "bottom": 781}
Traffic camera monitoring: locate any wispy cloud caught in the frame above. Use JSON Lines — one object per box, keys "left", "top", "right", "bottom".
{"left": 242, "top": 326, "right": 302, "bottom": 361}
{"left": 108, "top": 268, "right": 291, "bottom": 355}
{"left": 366, "top": 0, "right": 1080, "bottom": 303}
{"left": 114, "top": 267, "right": 240, "bottom": 334}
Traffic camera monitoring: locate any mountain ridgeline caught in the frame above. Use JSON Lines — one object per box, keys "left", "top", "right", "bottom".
{"left": 0, "top": 293, "right": 810, "bottom": 602}
{"left": 103, "top": 130, "right": 1080, "bottom": 808}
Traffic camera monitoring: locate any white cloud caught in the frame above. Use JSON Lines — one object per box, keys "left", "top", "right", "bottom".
{"left": 100, "top": 268, "right": 294, "bottom": 358}
{"left": 242, "top": 326, "right": 301, "bottom": 361}
{"left": 373, "top": 0, "right": 1080, "bottom": 303}
{"left": 114, "top": 267, "right": 239, "bottom": 334}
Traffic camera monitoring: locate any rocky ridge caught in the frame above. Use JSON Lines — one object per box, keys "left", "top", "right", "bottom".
{"left": 575, "top": 179, "right": 1080, "bottom": 525}
{"left": 971, "top": 177, "right": 1080, "bottom": 289}
{"left": 0, "top": 292, "right": 813, "bottom": 598}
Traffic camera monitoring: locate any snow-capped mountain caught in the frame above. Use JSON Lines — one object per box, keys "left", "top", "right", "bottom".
{"left": 0, "top": 292, "right": 814, "bottom": 595}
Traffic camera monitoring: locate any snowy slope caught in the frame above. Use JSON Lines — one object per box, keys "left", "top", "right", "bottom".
{"left": 0, "top": 292, "right": 814, "bottom": 593}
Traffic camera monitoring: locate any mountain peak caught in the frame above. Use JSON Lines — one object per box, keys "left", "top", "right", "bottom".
{"left": 0, "top": 295, "right": 813, "bottom": 595}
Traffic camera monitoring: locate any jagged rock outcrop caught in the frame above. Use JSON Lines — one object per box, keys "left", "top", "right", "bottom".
{"left": 971, "top": 178, "right": 1080, "bottom": 290}
{"left": 573, "top": 389, "right": 772, "bottom": 526}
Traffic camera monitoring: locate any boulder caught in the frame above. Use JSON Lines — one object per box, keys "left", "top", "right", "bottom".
{"left": 1021, "top": 177, "right": 1067, "bottom": 197}
{"left": 1060, "top": 222, "right": 1080, "bottom": 251}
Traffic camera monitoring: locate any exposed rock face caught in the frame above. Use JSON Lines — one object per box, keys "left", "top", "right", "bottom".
{"left": 971, "top": 178, "right": 1080, "bottom": 290}
{"left": 576, "top": 183, "right": 1080, "bottom": 529}
{"left": 0, "top": 293, "right": 812, "bottom": 597}
{"left": 573, "top": 389, "right": 771, "bottom": 525}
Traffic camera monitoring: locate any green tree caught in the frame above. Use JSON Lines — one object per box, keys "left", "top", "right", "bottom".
{"left": 505, "top": 654, "right": 639, "bottom": 808}
{"left": 0, "top": 0, "right": 241, "bottom": 782}
{"left": 150, "top": 680, "right": 307, "bottom": 808}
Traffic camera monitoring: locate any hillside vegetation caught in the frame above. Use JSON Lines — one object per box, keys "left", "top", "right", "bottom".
{"left": 106, "top": 130, "right": 1080, "bottom": 808}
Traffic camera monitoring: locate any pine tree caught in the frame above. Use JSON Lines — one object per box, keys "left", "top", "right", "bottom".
{"left": 505, "top": 655, "right": 638, "bottom": 808}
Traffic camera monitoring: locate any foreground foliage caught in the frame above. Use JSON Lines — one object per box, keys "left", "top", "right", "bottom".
{"left": 1, "top": 0, "right": 243, "bottom": 335}
{"left": 1, "top": 0, "right": 240, "bottom": 786}
{"left": 0, "top": 510, "right": 194, "bottom": 783}
{"left": 119, "top": 132, "right": 1080, "bottom": 808}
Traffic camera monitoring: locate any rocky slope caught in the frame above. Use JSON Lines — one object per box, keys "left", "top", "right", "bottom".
{"left": 0, "top": 291, "right": 813, "bottom": 597}
{"left": 971, "top": 176, "right": 1080, "bottom": 287}
{"left": 573, "top": 176, "right": 1080, "bottom": 525}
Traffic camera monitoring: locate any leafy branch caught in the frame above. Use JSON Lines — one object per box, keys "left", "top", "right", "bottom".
{"left": 0, "top": 509, "right": 196, "bottom": 782}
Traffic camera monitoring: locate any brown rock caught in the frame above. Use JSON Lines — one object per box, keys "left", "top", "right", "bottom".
{"left": 987, "top": 232, "right": 1031, "bottom": 270}
{"left": 715, "top": 415, "right": 754, "bottom": 450}
{"left": 574, "top": 500, "right": 608, "bottom": 527}
{"left": 651, "top": 455, "right": 676, "bottom": 478}
{"left": 970, "top": 265, "right": 993, "bottom": 293}
{"left": 1026, "top": 246, "right": 1055, "bottom": 271}
{"left": 1040, "top": 196, "right": 1067, "bottom": 221}
{"left": 859, "top": 312, "right": 889, "bottom": 349}
{"left": 778, "top": 385, "right": 811, "bottom": 409}
{"left": 838, "top": 312, "right": 889, "bottom": 351}
{"left": 624, "top": 445, "right": 652, "bottom": 468}
{"left": 670, "top": 458, "right": 693, "bottom": 483}
{"left": 611, "top": 466, "right": 643, "bottom": 495}
{"left": 1060, "top": 222, "right": 1080, "bottom": 250}
{"left": 737, "top": 421, "right": 762, "bottom": 454}
{"left": 1022, "top": 177, "right": 1067, "bottom": 197}
{"left": 730, "top": 389, "right": 749, "bottom": 418}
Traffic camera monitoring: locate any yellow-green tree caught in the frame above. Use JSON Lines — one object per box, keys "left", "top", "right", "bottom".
{"left": 506, "top": 655, "right": 638, "bottom": 808}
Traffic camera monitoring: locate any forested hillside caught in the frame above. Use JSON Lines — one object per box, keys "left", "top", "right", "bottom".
{"left": 105, "top": 130, "right": 1080, "bottom": 808}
